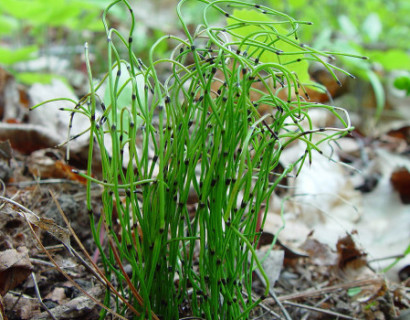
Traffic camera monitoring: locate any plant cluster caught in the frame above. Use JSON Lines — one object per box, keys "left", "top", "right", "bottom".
{"left": 34, "top": 0, "right": 359, "bottom": 319}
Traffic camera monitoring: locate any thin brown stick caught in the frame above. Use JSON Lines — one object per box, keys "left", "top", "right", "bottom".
{"left": 271, "top": 278, "right": 384, "bottom": 303}
{"left": 282, "top": 301, "right": 357, "bottom": 320}
{"left": 48, "top": 190, "right": 143, "bottom": 317}
{"left": 31, "top": 272, "right": 58, "bottom": 320}
{"left": 0, "top": 194, "right": 129, "bottom": 320}
{"left": 107, "top": 236, "right": 160, "bottom": 320}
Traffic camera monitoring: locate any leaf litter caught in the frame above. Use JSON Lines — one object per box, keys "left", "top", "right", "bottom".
{"left": 0, "top": 50, "right": 409, "bottom": 320}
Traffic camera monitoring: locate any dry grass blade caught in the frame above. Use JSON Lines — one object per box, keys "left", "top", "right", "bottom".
{"left": 272, "top": 278, "right": 384, "bottom": 302}
{"left": 282, "top": 301, "right": 357, "bottom": 320}
{"left": 0, "top": 195, "right": 129, "bottom": 320}
{"left": 48, "top": 190, "right": 145, "bottom": 318}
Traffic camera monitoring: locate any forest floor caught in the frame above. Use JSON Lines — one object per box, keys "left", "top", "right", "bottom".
{"left": 0, "top": 63, "right": 409, "bottom": 319}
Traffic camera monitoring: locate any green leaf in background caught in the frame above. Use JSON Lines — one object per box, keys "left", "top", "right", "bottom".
{"left": 0, "top": 45, "right": 38, "bottom": 65}
{"left": 393, "top": 75, "right": 410, "bottom": 95}
{"left": 227, "top": 9, "right": 311, "bottom": 84}
{"left": 366, "top": 49, "right": 410, "bottom": 71}
{"left": 0, "top": 15, "right": 18, "bottom": 35}
{"left": 16, "top": 72, "right": 56, "bottom": 85}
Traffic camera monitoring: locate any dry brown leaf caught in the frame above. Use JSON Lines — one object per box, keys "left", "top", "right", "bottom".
{"left": 32, "top": 284, "right": 104, "bottom": 320}
{"left": 336, "top": 233, "right": 367, "bottom": 272}
{"left": 300, "top": 238, "right": 338, "bottom": 266}
{"left": 390, "top": 167, "right": 410, "bottom": 204}
{"left": 3, "top": 291, "right": 40, "bottom": 319}
{"left": 0, "top": 247, "right": 32, "bottom": 295}
{"left": 45, "top": 287, "right": 67, "bottom": 304}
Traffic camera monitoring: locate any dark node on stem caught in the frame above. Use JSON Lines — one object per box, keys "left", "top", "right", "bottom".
{"left": 117, "top": 69, "right": 121, "bottom": 77}
{"left": 261, "top": 294, "right": 267, "bottom": 300}
{"left": 199, "top": 181, "right": 203, "bottom": 188}
{"left": 199, "top": 202, "right": 206, "bottom": 209}
{"left": 217, "top": 88, "right": 222, "bottom": 95}
{"left": 128, "top": 36, "right": 132, "bottom": 43}
{"left": 197, "top": 290, "right": 203, "bottom": 296}
{"left": 233, "top": 207, "right": 238, "bottom": 213}
{"left": 131, "top": 94, "right": 136, "bottom": 101}
{"left": 190, "top": 45, "right": 196, "bottom": 51}
{"left": 205, "top": 275, "right": 210, "bottom": 282}
{"left": 249, "top": 192, "right": 254, "bottom": 199}
{"left": 184, "top": 159, "right": 189, "bottom": 166}
{"left": 240, "top": 201, "right": 247, "bottom": 209}
{"left": 242, "top": 68, "right": 247, "bottom": 75}
{"left": 305, "top": 92, "right": 310, "bottom": 100}
{"left": 159, "top": 227, "right": 165, "bottom": 234}
{"left": 111, "top": 124, "right": 116, "bottom": 131}
{"left": 198, "top": 95, "right": 204, "bottom": 102}
{"left": 223, "top": 151, "right": 228, "bottom": 158}
{"left": 109, "top": 190, "right": 114, "bottom": 196}
{"left": 236, "top": 49, "right": 241, "bottom": 55}
{"left": 255, "top": 4, "right": 261, "bottom": 8}
{"left": 361, "top": 56, "right": 369, "bottom": 60}
{"left": 150, "top": 242, "right": 154, "bottom": 250}
{"left": 188, "top": 120, "right": 193, "bottom": 127}
{"left": 236, "top": 92, "right": 240, "bottom": 98}
{"left": 254, "top": 58, "right": 259, "bottom": 65}
{"left": 300, "top": 43, "right": 305, "bottom": 48}
{"left": 211, "top": 178, "right": 217, "bottom": 187}
{"left": 318, "top": 149, "right": 323, "bottom": 155}
{"left": 125, "top": 189, "right": 131, "bottom": 197}
{"left": 227, "top": 300, "right": 232, "bottom": 306}
{"left": 226, "top": 219, "right": 231, "bottom": 227}
{"left": 207, "top": 124, "right": 212, "bottom": 129}
{"left": 262, "top": 10, "right": 267, "bottom": 14}
{"left": 319, "top": 127, "right": 325, "bottom": 132}
{"left": 88, "top": 210, "right": 93, "bottom": 216}
{"left": 250, "top": 208, "right": 256, "bottom": 214}
{"left": 287, "top": 99, "right": 291, "bottom": 103}
{"left": 243, "top": 51, "right": 248, "bottom": 57}
{"left": 119, "top": 134, "right": 123, "bottom": 142}
{"left": 152, "top": 155, "right": 158, "bottom": 163}
{"left": 216, "top": 259, "right": 221, "bottom": 265}
{"left": 178, "top": 202, "right": 184, "bottom": 208}
{"left": 296, "top": 58, "right": 302, "bottom": 62}
{"left": 173, "top": 195, "right": 178, "bottom": 201}
{"left": 210, "top": 248, "right": 215, "bottom": 255}
{"left": 233, "top": 297, "right": 238, "bottom": 303}
{"left": 158, "top": 105, "right": 164, "bottom": 112}
{"left": 211, "top": 67, "right": 217, "bottom": 74}
{"left": 232, "top": 178, "right": 237, "bottom": 184}
{"left": 349, "top": 74, "right": 356, "bottom": 79}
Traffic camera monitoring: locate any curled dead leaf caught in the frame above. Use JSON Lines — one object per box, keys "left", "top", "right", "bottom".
{"left": 390, "top": 167, "right": 410, "bottom": 204}
{"left": 0, "top": 247, "right": 32, "bottom": 295}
